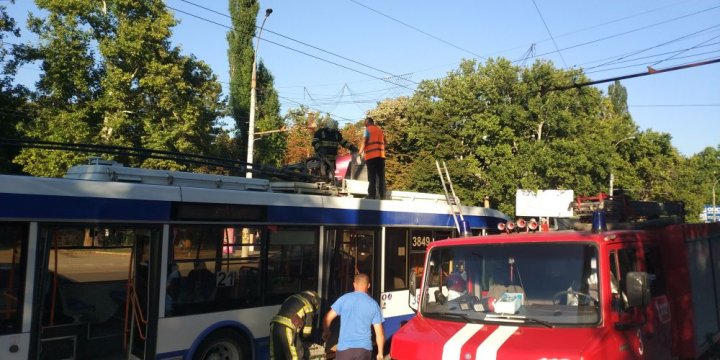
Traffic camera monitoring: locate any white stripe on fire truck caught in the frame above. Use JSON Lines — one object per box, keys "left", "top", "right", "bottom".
{"left": 442, "top": 323, "right": 484, "bottom": 360}
{"left": 475, "top": 326, "right": 518, "bottom": 360}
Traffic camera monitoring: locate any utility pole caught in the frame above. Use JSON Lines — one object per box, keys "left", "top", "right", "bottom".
{"left": 246, "top": 8, "right": 273, "bottom": 178}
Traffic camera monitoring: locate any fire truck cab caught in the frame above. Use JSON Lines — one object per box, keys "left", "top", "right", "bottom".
{"left": 390, "top": 217, "right": 720, "bottom": 359}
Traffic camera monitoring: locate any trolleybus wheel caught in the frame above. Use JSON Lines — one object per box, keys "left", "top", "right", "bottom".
{"left": 194, "top": 329, "right": 248, "bottom": 360}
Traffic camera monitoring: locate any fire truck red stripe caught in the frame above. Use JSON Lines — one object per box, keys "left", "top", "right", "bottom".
{"left": 475, "top": 326, "right": 518, "bottom": 359}
{"left": 442, "top": 324, "right": 484, "bottom": 360}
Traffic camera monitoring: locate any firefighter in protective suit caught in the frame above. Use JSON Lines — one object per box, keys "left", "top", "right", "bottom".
{"left": 270, "top": 290, "right": 320, "bottom": 360}
{"left": 312, "top": 118, "right": 358, "bottom": 182}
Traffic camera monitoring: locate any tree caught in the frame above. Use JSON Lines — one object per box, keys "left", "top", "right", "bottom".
{"left": 390, "top": 58, "right": 669, "bottom": 216}
{"left": 608, "top": 80, "right": 630, "bottom": 119}
{"left": 13, "top": 0, "right": 224, "bottom": 176}
{"left": 0, "top": 1, "right": 28, "bottom": 174}
{"left": 13, "top": 1, "right": 102, "bottom": 176}
{"left": 93, "top": 0, "right": 223, "bottom": 170}
{"left": 283, "top": 107, "right": 315, "bottom": 164}
{"left": 675, "top": 146, "right": 720, "bottom": 221}
{"left": 227, "top": 0, "right": 258, "bottom": 162}
{"left": 253, "top": 61, "right": 285, "bottom": 168}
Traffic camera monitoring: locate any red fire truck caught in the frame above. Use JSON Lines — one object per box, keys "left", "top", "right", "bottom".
{"left": 390, "top": 214, "right": 720, "bottom": 359}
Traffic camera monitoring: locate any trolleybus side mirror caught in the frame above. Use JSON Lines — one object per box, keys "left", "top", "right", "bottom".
{"left": 625, "top": 271, "right": 650, "bottom": 308}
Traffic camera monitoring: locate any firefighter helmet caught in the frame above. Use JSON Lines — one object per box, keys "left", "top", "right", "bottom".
{"left": 300, "top": 290, "right": 320, "bottom": 309}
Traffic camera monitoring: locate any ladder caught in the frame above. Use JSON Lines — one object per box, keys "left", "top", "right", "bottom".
{"left": 436, "top": 160, "right": 470, "bottom": 236}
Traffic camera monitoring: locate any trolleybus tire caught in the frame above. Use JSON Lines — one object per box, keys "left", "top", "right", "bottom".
{"left": 193, "top": 329, "right": 249, "bottom": 360}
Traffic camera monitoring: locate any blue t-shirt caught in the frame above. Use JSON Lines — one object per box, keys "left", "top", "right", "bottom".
{"left": 331, "top": 291, "right": 383, "bottom": 351}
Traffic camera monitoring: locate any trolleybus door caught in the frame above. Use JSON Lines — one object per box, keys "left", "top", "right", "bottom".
{"left": 128, "top": 232, "right": 160, "bottom": 359}
{"left": 324, "top": 229, "right": 377, "bottom": 303}
{"left": 0, "top": 223, "right": 30, "bottom": 360}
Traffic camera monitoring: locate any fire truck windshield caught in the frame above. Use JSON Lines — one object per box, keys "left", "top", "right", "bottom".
{"left": 421, "top": 242, "right": 600, "bottom": 326}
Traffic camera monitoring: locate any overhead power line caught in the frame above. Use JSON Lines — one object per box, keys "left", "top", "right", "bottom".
{"left": 530, "top": 0, "right": 567, "bottom": 68}
{"left": 528, "top": 4, "right": 720, "bottom": 64}
{"left": 548, "top": 57, "right": 720, "bottom": 92}
{"left": 489, "top": 0, "right": 692, "bottom": 59}
{"left": 584, "top": 48, "right": 720, "bottom": 75}
{"left": 651, "top": 32, "right": 720, "bottom": 67}
{"left": 167, "top": 6, "right": 415, "bottom": 91}
{"left": 585, "top": 23, "right": 720, "bottom": 71}
{"left": 629, "top": 104, "right": 720, "bottom": 108}
{"left": 346, "top": 0, "right": 485, "bottom": 59}
{"left": 177, "top": 0, "right": 417, "bottom": 86}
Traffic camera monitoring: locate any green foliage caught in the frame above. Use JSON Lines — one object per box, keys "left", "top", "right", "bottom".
{"left": 13, "top": 2, "right": 101, "bottom": 176}
{"left": 253, "top": 61, "right": 285, "bottom": 168}
{"left": 366, "top": 58, "right": 699, "bottom": 217}
{"left": 0, "top": 1, "right": 28, "bottom": 174}
{"left": 227, "top": 0, "right": 258, "bottom": 161}
{"left": 11, "top": 0, "right": 224, "bottom": 175}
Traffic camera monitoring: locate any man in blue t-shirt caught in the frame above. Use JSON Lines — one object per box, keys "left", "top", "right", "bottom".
{"left": 322, "top": 273, "right": 384, "bottom": 360}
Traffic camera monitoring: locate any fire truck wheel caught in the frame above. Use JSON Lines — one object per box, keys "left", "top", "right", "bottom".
{"left": 193, "top": 328, "right": 249, "bottom": 360}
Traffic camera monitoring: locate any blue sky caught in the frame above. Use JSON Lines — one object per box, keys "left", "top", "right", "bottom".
{"left": 6, "top": 0, "right": 720, "bottom": 156}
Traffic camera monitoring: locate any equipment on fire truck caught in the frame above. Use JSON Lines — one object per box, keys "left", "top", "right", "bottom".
{"left": 436, "top": 160, "right": 471, "bottom": 236}
{"left": 498, "top": 217, "right": 539, "bottom": 233}
{"left": 573, "top": 191, "right": 685, "bottom": 224}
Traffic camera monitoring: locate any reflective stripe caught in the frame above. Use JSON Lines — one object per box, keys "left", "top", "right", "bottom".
{"left": 442, "top": 324, "right": 483, "bottom": 360}
{"left": 475, "top": 326, "right": 517, "bottom": 360}
{"left": 271, "top": 315, "right": 296, "bottom": 329}
{"left": 286, "top": 326, "right": 298, "bottom": 359}
{"left": 365, "top": 125, "right": 385, "bottom": 160}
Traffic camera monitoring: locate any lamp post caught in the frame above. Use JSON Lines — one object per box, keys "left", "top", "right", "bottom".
{"left": 713, "top": 177, "right": 719, "bottom": 222}
{"left": 609, "top": 136, "right": 636, "bottom": 197}
{"left": 246, "top": 8, "right": 273, "bottom": 178}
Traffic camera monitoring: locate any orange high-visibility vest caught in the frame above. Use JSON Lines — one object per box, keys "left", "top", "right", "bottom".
{"left": 364, "top": 124, "right": 385, "bottom": 160}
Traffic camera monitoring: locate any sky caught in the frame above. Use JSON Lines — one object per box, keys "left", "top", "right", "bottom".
{"left": 5, "top": 0, "right": 720, "bottom": 157}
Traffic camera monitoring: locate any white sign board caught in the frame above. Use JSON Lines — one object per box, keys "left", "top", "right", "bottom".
{"left": 516, "top": 189, "right": 574, "bottom": 217}
{"left": 705, "top": 205, "right": 720, "bottom": 223}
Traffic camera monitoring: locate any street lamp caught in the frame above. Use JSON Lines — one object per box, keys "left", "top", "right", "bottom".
{"left": 246, "top": 8, "right": 273, "bottom": 178}
{"left": 713, "top": 177, "right": 719, "bottom": 222}
{"left": 609, "top": 136, "right": 636, "bottom": 197}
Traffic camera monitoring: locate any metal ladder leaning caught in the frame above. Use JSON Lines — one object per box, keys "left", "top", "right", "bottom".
{"left": 435, "top": 160, "right": 470, "bottom": 236}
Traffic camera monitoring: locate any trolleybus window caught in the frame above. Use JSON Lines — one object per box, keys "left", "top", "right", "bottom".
{"left": 266, "top": 228, "right": 318, "bottom": 304}
{"left": 166, "top": 225, "right": 319, "bottom": 316}
{"left": 0, "top": 223, "right": 26, "bottom": 335}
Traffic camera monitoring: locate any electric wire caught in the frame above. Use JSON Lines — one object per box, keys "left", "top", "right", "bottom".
{"left": 346, "top": 0, "right": 485, "bottom": 59}
{"left": 547, "top": 57, "right": 720, "bottom": 92}
{"left": 584, "top": 23, "right": 720, "bottom": 71}
{"left": 651, "top": 32, "right": 720, "bottom": 67}
{"left": 528, "top": 4, "right": 720, "bottom": 64}
{"left": 530, "top": 0, "right": 567, "bottom": 68}
{"left": 177, "top": 0, "right": 418, "bottom": 85}
{"left": 167, "top": 6, "right": 415, "bottom": 91}
{"left": 489, "top": 0, "right": 697, "bottom": 58}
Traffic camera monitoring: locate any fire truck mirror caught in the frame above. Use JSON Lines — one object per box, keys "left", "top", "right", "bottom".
{"left": 409, "top": 269, "right": 417, "bottom": 298}
{"left": 625, "top": 271, "right": 650, "bottom": 308}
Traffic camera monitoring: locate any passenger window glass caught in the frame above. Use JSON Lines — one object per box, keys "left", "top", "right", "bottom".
{"left": 0, "top": 223, "right": 27, "bottom": 335}
{"left": 266, "top": 228, "right": 318, "bottom": 304}
{"left": 168, "top": 226, "right": 263, "bottom": 316}
{"left": 385, "top": 229, "right": 408, "bottom": 291}
{"left": 42, "top": 226, "right": 151, "bottom": 326}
